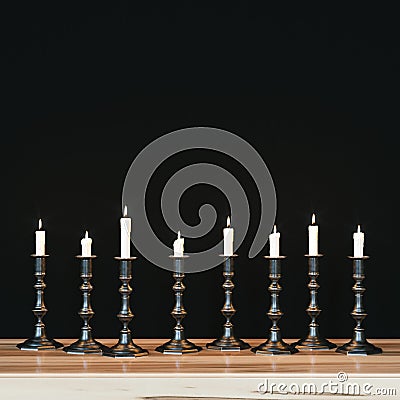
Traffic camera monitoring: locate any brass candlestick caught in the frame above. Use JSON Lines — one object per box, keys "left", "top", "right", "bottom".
{"left": 102, "top": 257, "right": 148, "bottom": 358}
{"left": 252, "top": 256, "right": 298, "bottom": 355}
{"left": 63, "top": 256, "right": 104, "bottom": 354}
{"left": 17, "top": 255, "right": 63, "bottom": 351}
{"left": 336, "top": 256, "right": 382, "bottom": 355}
{"left": 207, "top": 255, "right": 250, "bottom": 351}
{"left": 293, "top": 255, "right": 336, "bottom": 350}
{"left": 156, "top": 256, "right": 202, "bottom": 354}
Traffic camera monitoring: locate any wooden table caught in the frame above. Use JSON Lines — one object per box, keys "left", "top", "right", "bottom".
{"left": 1, "top": 339, "right": 399, "bottom": 399}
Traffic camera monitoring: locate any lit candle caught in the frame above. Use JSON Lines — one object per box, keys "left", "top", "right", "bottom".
{"left": 81, "top": 231, "right": 92, "bottom": 257}
{"left": 173, "top": 231, "right": 184, "bottom": 257}
{"left": 353, "top": 225, "right": 364, "bottom": 257}
{"left": 223, "top": 216, "right": 234, "bottom": 256}
{"left": 35, "top": 219, "right": 46, "bottom": 256}
{"left": 120, "top": 205, "right": 131, "bottom": 258}
{"left": 269, "top": 225, "right": 280, "bottom": 257}
{"left": 308, "top": 214, "right": 318, "bottom": 256}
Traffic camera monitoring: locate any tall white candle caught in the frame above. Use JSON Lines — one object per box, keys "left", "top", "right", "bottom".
{"left": 269, "top": 225, "right": 280, "bottom": 257}
{"left": 81, "top": 231, "right": 92, "bottom": 257}
{"left": 223, "top": 216, "right": 234, "bottom": 256}
{"left": 120, "top": 205, "right": 131, "bottom": 258}
{"left": 173, "top": 231, "right": 184, "bottom": 257}
{"left": 308, "top": 213, "right": 319, "bottom": 256}
{"left": 35, "top": 219, "right": 46, "bottom": 256}
{"left": 353, "top": 225, "right": 364, "bottom": 257}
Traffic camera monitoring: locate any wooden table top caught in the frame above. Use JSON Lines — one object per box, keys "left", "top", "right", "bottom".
{"left": 1, "top": 339, "right": 399, "bottom": 376}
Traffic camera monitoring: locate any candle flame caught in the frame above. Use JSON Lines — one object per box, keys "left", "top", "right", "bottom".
{"left": 227, "top": 216, "right": 231, "bottom": 228}
{"left": 178, "top": 230, "right": 181, "bottom": 239}
{"left": 273, "top": 225, "right": 277, "bottom": 233}
{"left": 38, "top": 219, "right": 42, "bottom": 230}
{"left": 85, "top": 231, "right": 89, "bottom": 239}
{"left": 123, "top": 205, "right": 128, "bottom": 217}
{"left": 357, "top": 224, "right": 361, "bottom": 233}
{"left": 312, "top": 214, "right": 316, "bottom": 225}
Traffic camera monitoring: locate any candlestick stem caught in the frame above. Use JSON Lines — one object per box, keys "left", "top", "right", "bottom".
{"left": 252, "top": 256, "right": 297, "bottom": 355}
{"left": 293, "top": 255, "right": 336, "bottom": 350}
{"left": 156, "top": 256, "right": 202, "bottom": 354}
{"left": 103, "top": 257, "right": 148, "bottom": 357}
{"left": 207, "top": 255, "right": 250, "bottom": 351}
{"left": 17, "top": 255, "right": 63, "bottom": 351}
{"left": 336, "top": 257, "right": 382, "bottom": 355}
{"left": 63, "top": 256, "right": 104, "bottom": 354}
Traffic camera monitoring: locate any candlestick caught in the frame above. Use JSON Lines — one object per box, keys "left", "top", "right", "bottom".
{"left": 102, "top": 257, "right": 148, "bottom": 357}
{"left": 269, "top": 225, "right": 280, "bottom": 257}
{"left": 293, "top": 255, "right": 336, "bottom": 350}
{"left": 173, "top": 231, "right": 184, "bottom": 257}
{"left": 336, "top": 256, "right": 382, "bottom": 355}
{"left": 308, "top": 214, "right": 318, "bottom": 256}
{"left": 17, "top": 255, "right": 63, "bottom": 350}
{"left": 35, "top": 219, "right": 45, "bottom": 256}
{"left": 223, "top": 216, "right": 234, "bottom": 256}
{"left": 120, "top": 206, "right": 131, "bottom": 258}
{"left": 353, "top": 225, "right": 364, "bottom": 258}
{"left": 207, "top": 255, "right": 250, "bottom": 351}
{"left": 81, "top": 231, "right": 92, "bottom": 257}
{"left": 156, "top": 256, "right": 202, "bottom": 354}
{"left": 63, "top": 255, "right": 104, "bottom": 354}
{"left": 251, "top": 256, "right": 298, "bottom": 355}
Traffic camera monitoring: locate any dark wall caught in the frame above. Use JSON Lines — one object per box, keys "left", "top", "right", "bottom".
{"left": 2, "top": 4, "right": 399, "bottom": 340}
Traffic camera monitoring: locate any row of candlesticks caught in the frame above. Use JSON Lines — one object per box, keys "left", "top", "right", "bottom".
{"left": 35, "top": 208, "right": 366, "bottom": 258}
{"left": 21, "top": 208, "right": 381, "bottom": 357}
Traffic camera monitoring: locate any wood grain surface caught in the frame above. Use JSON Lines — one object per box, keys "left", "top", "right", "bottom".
{"left": 0, "top": 339, "right": 399, "bottom": 376}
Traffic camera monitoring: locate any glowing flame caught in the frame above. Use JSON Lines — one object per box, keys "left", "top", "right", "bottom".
{"left": 357, "top": 225, "right": 361, "bottom": 233}
{"left": 227, "top": 216, "right": 231, "bottom": 228}
{"left": 178, "top": 230, "right": 181, "bottom": 239}
{"left": 123, "top": 205, "right": 128, "bottom": 217}
{"left": 38, "top": 219, "right": 42, "bottom": 230}
{"left": 273, "top": 225, "right": 277, "bottom": 233}
{"left": 85, "top": 231, "right": 89, "bottom": 239}
{"left": 312, "top": 214, "right": 316, "bottom": 225}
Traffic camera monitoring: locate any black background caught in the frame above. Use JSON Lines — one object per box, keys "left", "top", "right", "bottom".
{"left": 2, "top": 4, "right": 399, "bottom": 341}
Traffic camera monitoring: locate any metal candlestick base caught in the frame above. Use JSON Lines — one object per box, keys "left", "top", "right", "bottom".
{"left": 207, "top": 255, "right": 250, "bottom": 351}
{"left": 63, "top": 256, "right": 104, "bottom": 355}
{"left": 102, "top": 257, "right": 148, "bottom": 358}
{"left": 252, "top": 256, "right": 298, "bottom": 355}
{"left": 156, "top": 256, "right": 202, "bottom": 354}
{"left": 293, "top": 255, "right": 336, "bottom": 351}
{"left": 17, "top": 255, "right": 63, "bottom": 351}
{"left": 336, "top": 257, "right": 382, "bottom": 356}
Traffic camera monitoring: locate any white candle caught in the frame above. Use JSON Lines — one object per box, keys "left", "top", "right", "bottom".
{"left": 223, "top": 216, "right": 234, "bottom": 256}
{"left": 81, "top": 231, "right": 92, "bottom": 257}
{"left": 173, "top": 231, "right": 184, "bottom": 257}
{"left": 269, "top": 225, "right": 280, "bottom": 257}
{"left": 308, "top": 213, "right": 319, "bottom": 256}
{"left": 120, "top": 205, "right": 131, "bottom": 258}
{"left": 35, "top": 219, "right": 46, "bottom": 256}
{"left": 353, "top": 225, "right": 364, "bottom": 257}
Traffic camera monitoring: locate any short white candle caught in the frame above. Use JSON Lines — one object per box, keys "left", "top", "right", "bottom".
{"left": 353, "top": 225, "right": 364, "bottom": 257}
{"left": 269, "top": 225, "right": 280, "bottom": 257}
{"left": 173, "top": 231, "right": 184, "bottom": 257}
{"left": 308, "top": 213, "right": 319, "bottom": 256}
{"left": 223, "top": 216, "right": 234, "bottom": 256}
{"left": 35, "top": 219, "right": 46, "bottom": 256}
{"left": 81, "top": 231, "right": 92, "bottom": 257}
{"left": 120, "top": 205, "right": 131, "bottom": 258}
